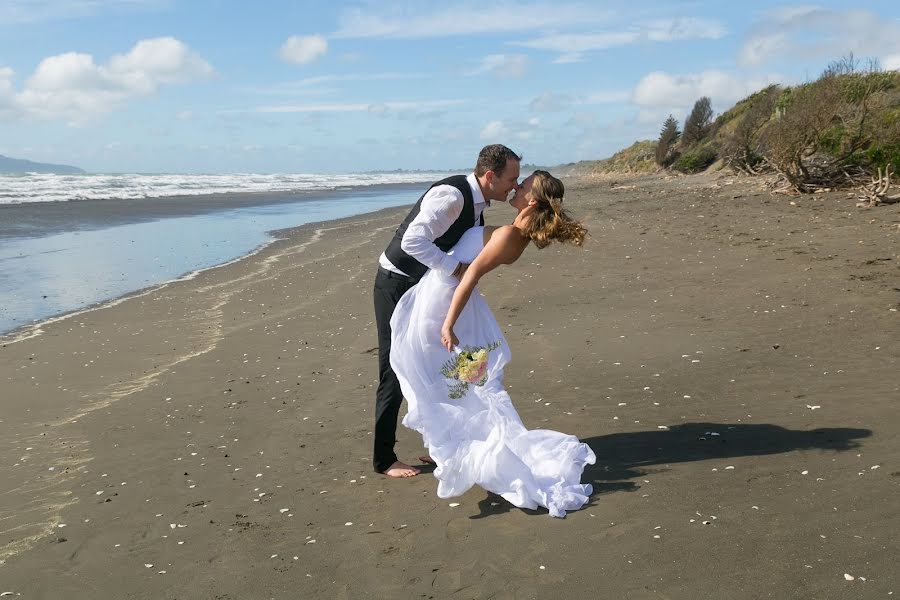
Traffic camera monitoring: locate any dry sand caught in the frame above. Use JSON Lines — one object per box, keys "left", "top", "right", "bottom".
{"left": 0, "top": 172, "right": 897, "bottom": 599}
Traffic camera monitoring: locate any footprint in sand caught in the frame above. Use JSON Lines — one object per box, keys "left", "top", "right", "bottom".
{"left": 444, "top": 517, "right": 471, "bottom": 543}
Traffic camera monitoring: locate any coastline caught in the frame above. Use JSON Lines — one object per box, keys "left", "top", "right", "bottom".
{"left": 0, "top": 172, "right": 897, "bottom": 598}
{"left": 0, "top": 181, "right": 427, "bottom": 238}
{"left": 0, "top": 185, "right": 428, "bottom": 335}
{"left": 0, "top": 203, "right": 411, "bottom": 345}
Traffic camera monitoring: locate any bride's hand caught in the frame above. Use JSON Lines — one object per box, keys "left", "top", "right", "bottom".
{"left": 440, "top": 324, "right": 458, "bottom": 351}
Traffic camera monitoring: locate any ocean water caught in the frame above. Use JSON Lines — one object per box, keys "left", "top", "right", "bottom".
{"left": 0, "top": 171, "right": 446, "bottom": 204}
{"left": 0, "top": 174, "right": 445, "bottom": 336}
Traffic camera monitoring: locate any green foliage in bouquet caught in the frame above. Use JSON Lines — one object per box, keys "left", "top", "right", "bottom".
{"left": 439, "top": 341, "right": 502, "bottom": 399}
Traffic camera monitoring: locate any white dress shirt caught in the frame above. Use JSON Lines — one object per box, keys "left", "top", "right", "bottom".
{"left": 379, "top": 173, "right": 486, "bottom": 277}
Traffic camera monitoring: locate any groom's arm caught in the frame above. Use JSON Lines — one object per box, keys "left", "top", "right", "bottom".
{"left": 400, "top": 184, "right": 465, "bottom": 277}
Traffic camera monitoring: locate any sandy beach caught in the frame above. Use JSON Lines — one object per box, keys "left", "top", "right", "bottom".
{"left": 1, "top": 172, "right": 897, "bottom": 599}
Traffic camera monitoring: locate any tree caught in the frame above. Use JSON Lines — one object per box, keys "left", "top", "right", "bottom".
{"left": 656, "top": 115, "right": 681, "bottom": 165}
{"left": 759, "top": 60, "right": 896, "bottom": 191}
{"left": 682, "top": 96, "right": 713, "bottom": 146}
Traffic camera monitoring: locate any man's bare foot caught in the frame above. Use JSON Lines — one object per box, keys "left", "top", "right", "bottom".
{"left": 383, "top": 461, "right": 420, "bottom": 478}
{"left": 418, "top": 456, "right": 436, "bottom": 465}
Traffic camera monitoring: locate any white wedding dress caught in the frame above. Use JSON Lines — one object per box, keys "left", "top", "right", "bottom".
{"left": 390, "top": 226, "right": 595, "bottom": 517}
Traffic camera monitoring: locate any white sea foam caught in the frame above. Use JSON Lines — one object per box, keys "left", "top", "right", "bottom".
{"left": 0, "top": 171, "right": 449, "bottom": 205}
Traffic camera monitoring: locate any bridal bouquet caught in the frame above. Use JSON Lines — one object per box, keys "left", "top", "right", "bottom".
{"left": 439, "top": 341, "right": 502, "bottom": 399}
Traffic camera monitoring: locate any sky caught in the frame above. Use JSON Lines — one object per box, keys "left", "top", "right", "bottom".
{"left": 1, "top": 1, "right": 899, "bottom": 174}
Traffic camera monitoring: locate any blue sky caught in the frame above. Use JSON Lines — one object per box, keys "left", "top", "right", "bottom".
{"left": 1, "top": 1, "right": 899, "bottom": 173}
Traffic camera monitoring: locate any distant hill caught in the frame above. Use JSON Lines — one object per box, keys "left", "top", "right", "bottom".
{"left": 0, "top": 154, "right": 85, "bottom": 174}
{"left": 596, "top": 58, "right": 900, "bottom": 193}
{"left": 557, "top": 140, "right": 658, "bottom": 178}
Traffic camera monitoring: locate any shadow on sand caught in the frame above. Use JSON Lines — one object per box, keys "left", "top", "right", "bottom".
{"left": 469, "top": 422, "right": 871, "bottom": 519}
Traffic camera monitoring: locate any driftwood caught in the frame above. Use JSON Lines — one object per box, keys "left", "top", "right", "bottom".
{"left": 761, "top": 158, "right": 898, "bottom": 202}
{"left": 856, "top": 166, "right": 900, "bottom": 207}
{"left": 730, "top": 157, "right": 771, "bottom": 177}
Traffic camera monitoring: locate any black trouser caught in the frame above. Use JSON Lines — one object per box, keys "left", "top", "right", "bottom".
{"left": 373, "top": 266, "right": 417, "bottom": 473}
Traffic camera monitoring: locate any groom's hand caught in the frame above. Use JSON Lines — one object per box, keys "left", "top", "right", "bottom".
{"left": 452, "top": 263, "right": 469, "bottom": 280}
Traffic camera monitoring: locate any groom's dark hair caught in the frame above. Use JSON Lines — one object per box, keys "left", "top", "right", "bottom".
{"left": 475, "top": 144, "right": 521, "bottom": 177}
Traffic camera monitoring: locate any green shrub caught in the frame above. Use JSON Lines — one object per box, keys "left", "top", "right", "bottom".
{"left": 841, "top": 71, "right": 895, "bottom": 103}
{"left": 865, "top": 142, "right": 900, "bottom": 172}
{"left": 818, "top": 125, "right": 846, "bottom": 154}
{"left": 864, "top": 106, "right": 900, "bottom": 171}
{"left": 671, "top": 147, "right": 717, "bottom": 173}
{"left": 714, "top": 85, "right": 781, "bottom": 171}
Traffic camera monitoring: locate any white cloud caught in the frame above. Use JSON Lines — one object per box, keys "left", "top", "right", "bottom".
{"left": 884, "top": 54, "right": 900, "bottom": 71}
{"left": 26, "top": 52, "right": 107, "bottom": 92}
{"left": 529, "top": 91, "right": 572, "bottom": 112}
{"left": 529, "top": 89, "right": 628, "bottom": 112}
{"left": 257, "top": 102, "right": 370, "bottom": 113}
{"left": 2, "top": 37, "right": 214, "bottom": 124}
{"left": 566, "top": 112, "right": 598, "bottom": 128}
{"left": 0, "top": 0, "right": 165, "bottom": 25}
{"left": 766, "top": 5, "right": 821, "bottom": 21}
{"left": 16, "top": 53, "right": 125, "bottom": 121}
{"left": 553, "top": 53, "right": 585, "bottom": 64}
{"left": 644, "top": 17, "right": 727, "bottom": 41}
{"left": 176, "top": 110, "right": 193, "bottom": 121}
{"left": 466, "top": 54, "right": 528, "bottom": 78}
{"left": 238, "top": 72, "right": 425, "bottom": 97}
{"left": 291, "top": 72, "right": 423, "bottom": 86}
{"left": 0, "top": 67, "right": 15, "bottom": 94}
{"left": 480, "top": 120, "right": 508, "bottom": 140}
{"left": 585, "top": 90, "right": 630, "bottom": 103}
{"left": 514, "top": 31, "right": 638, "bottom": 54}
{"left": 333, "top": 3, "right": 612, "bottom": 39}
{"left": 633, "top": 70, "right": 779, "bottom": 108}
{"left": 739, "top": 33, "right": 789, "bottom": 67}
{"left": 513, "top": 16, "right": 726, "bottom": 61}
{"left": 254, "top": 99, "right": 464, "bottom": 114}
{"left": 517, "top": 115, "right": 545, "bottom": 140}
{"left": 631, "top": 69, "right": 781, "bottom": 124}
{"left": 0, "top": 67, "right": 16, "bottom": 117}
{"left": 367, "top": 103, "right": 388, "bottom": 115}
{"left": 279, "top": 35, "right": 328, "bottom": 65}
{"left": 109, "top": 37, "right": 213, "bottom": 85}
{"left": 739, "top": 7, "right": 900, "bottom": 68}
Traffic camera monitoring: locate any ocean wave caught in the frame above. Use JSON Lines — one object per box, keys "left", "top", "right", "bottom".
{"left": 0, "top": 172, "right": 450, "bottom": 204}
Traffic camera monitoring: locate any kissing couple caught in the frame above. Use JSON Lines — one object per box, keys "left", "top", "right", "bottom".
{"left": 372, "top": 144, "right": 595, "bottom": 517}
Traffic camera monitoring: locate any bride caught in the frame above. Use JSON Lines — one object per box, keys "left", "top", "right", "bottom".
{"left": 390, "top": 170, "right": 595, "bottom": 518}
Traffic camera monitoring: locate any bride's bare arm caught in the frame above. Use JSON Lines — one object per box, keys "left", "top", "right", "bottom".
{"left": 440, "top": 226, "right": 528, "bottom": 350}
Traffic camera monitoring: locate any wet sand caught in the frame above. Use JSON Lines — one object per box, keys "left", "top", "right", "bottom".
{"left": 0, "top": 172, "right": 897, "bottom": 598}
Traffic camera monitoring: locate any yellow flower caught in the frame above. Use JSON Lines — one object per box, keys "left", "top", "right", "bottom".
{"left": 459, "top": 363, "right": 476, "bottom": 381}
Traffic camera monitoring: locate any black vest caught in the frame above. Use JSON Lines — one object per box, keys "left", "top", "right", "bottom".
{"left": 384, "top": 175, "right": 484, "bottom": 280}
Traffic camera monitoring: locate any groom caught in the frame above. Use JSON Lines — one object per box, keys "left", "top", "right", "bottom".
{"left": 373, "top": 144, "right": 522, "bottom": 477}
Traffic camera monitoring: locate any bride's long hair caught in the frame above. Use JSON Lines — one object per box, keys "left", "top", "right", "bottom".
{"left": 521, "top": 170, "right": 587, "bottom": 249}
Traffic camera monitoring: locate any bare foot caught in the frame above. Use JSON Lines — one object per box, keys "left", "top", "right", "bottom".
{"left": 418, "top": 456, "right": 436, "bottom": 465}
{"left": 383, "top": 461, "right": 420, "bottom": 478}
